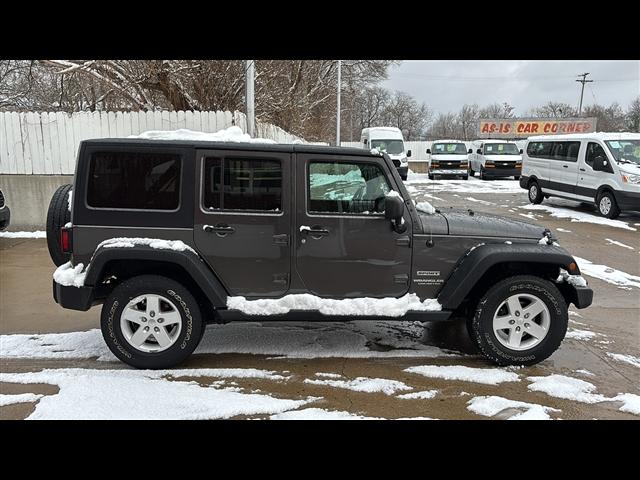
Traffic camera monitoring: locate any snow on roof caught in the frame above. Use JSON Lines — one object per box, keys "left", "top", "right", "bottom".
{"left": 527, "top": 132, "right": 640, "bottom": 142}
{"left": 477, "top": 139, "right": 518, "bottom": 144}
{"left": 362, "top": 127, "right": 402, "bottom": 133}
{"left": 432, "top": 139, "right": 466, "bottom": 143}
{"left": 129, "top": 126, "right": 277, "bottom": 144}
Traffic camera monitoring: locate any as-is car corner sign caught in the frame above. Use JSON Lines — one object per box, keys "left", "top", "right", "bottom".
{"left": 479, "top": 117, "right": 597, "bottom": 138}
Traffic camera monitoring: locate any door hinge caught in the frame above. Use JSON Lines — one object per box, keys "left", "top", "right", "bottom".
{"left": 396, "top": 236, "right": 411, "bottom": 247}
{"left": 273, "top": 234, "right": 289, "bottom": 246}
{"left": 393, "top": 274, "right": 409, "bottom": 285}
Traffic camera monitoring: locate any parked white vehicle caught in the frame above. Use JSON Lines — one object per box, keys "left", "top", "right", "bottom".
{"left": 520, "top": 132, "right": 640, "bottom": 218}
{"left": 470, "top": 139, "right": 523, "bottom": 180}
{"left": 360, "top": 127, "right": 410, "bottom": 180}
{"left": 427, "top": 140, "right": 471, "bottom": 180}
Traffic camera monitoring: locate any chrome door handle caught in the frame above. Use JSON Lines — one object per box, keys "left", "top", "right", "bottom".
{"left": 300, "top": 226, "right": 329, "bottom": 237}
{"left": 204, "top": 224, "right": 235, "bottom": 236}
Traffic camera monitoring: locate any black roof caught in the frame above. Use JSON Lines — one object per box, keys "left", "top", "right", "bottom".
{"left": 80, "top": 138, "right": 374, "bottom": 157}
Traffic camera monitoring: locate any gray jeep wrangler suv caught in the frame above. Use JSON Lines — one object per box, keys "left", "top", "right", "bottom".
{"left": 47, "top": 139, "right": 593, "bottom": 369}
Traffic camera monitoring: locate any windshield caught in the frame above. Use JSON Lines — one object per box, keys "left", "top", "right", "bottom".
{"left": 605, "top": 140, "right": 640, "bottom": 165}
{"left": 432, "top": 143, "right": 467, "bottom": 155}
{"left": 483, "top": 143, "right": 519, "bottom": 155}
{"left": 370, "top": 139, "right": 404, "bottom": 155}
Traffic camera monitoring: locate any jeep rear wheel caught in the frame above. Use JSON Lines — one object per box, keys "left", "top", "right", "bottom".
{"left": 468, "top": 275, "right": 568, "bottom": 366}
{"left": 528, "top": 180, "right": 543, "bottom": 204}
{"left": 101, "top": 275, "right": 204, "bottom": 369}
{"left": 46, "top": 184, "right": 72, "bottom": 266}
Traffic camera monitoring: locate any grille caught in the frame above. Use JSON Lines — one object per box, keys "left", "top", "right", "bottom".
{"left": 392, "top": 159, "right": 401, "bottom": 167}
{"left": 0, "top": 189, "right": 4, "bottom": 208}
{"left": 495, "top": 162, "right": 515, "bottom": 169}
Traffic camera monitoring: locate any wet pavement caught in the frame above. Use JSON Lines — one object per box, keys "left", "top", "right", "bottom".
{"left": 1, "top": 174, "right": 638, "bottom": 419}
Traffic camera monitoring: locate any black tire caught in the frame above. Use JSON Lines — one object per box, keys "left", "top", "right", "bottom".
{"left": 469, "top": 166, "right": 475, "bottom": 176}
{"left": 428, "top": 173, "right": 434, "bottom": 180}
{"left": 101, "top": 275, "right": 204, "bottom": 369}
{"left": 46, "top": 184, "right": 72, "bottom": 266}
{"left": 527, "top": 180, "right": 543, "bottom": 204}
{"left": 479, "top": 167, "right": 485, "bottom": 180}
{"left": 468, "top": 275, "right": 568, "bottom": 366}
{"left": 400, "top": 173, "right": 408, "bottom": 181}
{"left": 596, "top": 190, "right": 620, "bottom": 219}
{"left": 462, "top": 174, "right": 469, "bottom": 180}
{"left": 514, "top": 175, "right": 520, "bottom": 181}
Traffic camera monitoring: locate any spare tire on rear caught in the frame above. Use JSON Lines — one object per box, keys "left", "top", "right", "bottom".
{"left": 46, "top": 184, "right": 72, "bottom": 266}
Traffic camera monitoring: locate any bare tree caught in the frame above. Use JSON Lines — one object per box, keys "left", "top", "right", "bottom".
{"left": 626, "top": 97, "right": 640, "bottom": 132}
{"left": 528, "top": 101, "right": 577, "bottom": 118}
{"left": 583, "top": 102, "right": 626, "bottom": 132}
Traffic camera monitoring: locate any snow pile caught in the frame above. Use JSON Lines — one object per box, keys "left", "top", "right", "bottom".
{"left": 606, "top": 352, "right": 640, "bottom": 368}
{"left": 467, "top": 395, "right": 560, "bottom": 420}
{"left": 526, "top": 374, "right": 608, "bottom": 403}
{"left": 98, "top": 237, "right": 196, "bottom": 254}
{"left": 370, "top": 148, "right": 382, "bottom": 156}
{"left": 415, "top": 201, "right": 436, "bottom": 214}
{"left": 314, "top": 372, "right": 343, "bottom": 379}
{"left": 565, "top": 329, "right": 598, "bottom": 340}
{"left": 304, "top": 374, "right": 412, "bottom": 396}
{"left": 397, "top": 390, "right": 438, "bottom": 400}
{"left": 605, "top": 238, "right": 634, "bottom": 250}
{"left": 520, "top": 204, "right": 636, "bottom": 231}
{"left": 404, "top": 365, "right": 520, "bottom": 385}
{"left": 130, "top": 126, "right": 276, "bottom": 144}
{"left": 52, "top": 261, "right": 87, "bottom": 288}
{"left": 574, "top": 256, "right": 640, "bottom": 289}
{"left": 0, "top": 393, "right": 43, "bottom": 407}
{"left": 386, "top": 190, "right": 402, "bottom": 198}
{"left": 271, "top": 408, "right": 381, "bottom": 420}
{"left": 0, "top": 231, "right": 47, "bottom": 239}
{"left": 0, "top": 368, "right": 312, "bottom": 420}
{"left": 226, "top": 293, "right": 441, "bottom": 317}
{"left": 611, "top": 393, "right": 640, "bottom": 416}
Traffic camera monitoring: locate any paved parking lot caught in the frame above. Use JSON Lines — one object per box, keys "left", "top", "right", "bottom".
{"left": 1, "top": 174, "right": 638, "bottom": 420}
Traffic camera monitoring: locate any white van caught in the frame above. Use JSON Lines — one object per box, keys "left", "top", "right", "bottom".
{"left": 360, "top": 127, "right": 410, "bottom": 180}
{"left": 426, "top": 139, "right": 472, "bottom": 180}
{"left": 521, "top": 132, "right": 640, "bottom": 218}
{"left": 469, "top": 139, "right": 523, "bottom": 180}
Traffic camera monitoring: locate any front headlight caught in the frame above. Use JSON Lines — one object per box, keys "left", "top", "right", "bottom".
{"left": 401, "top": 157, "right": 408, "bottom": 164}
{"left": 622, "top": 173, "right": 640, "bottom": 184}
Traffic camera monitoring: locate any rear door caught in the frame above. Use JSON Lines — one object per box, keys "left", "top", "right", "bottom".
{"left": 294, "top": 153, "right": 412, "bottom": 297}
{"left": 193, "top": 149, "right": 291, "bottom": 297}
{"left": 549, "top": 141, "right": 580, "bottom": 195}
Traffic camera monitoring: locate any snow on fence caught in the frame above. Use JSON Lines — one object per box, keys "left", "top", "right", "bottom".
{"left": 0, "top": 110, "right": 304, "bottom": 175}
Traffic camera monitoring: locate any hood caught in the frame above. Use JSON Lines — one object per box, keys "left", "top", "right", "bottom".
{"left": 431, "top": 154, "right": 468, "bottom": 161}
{"left": 438, "top": 208, "right": 545, "bottom": 239}
{"left": 484, "top": 154, "right": 522, "bottom": 161}
{"left": 617, "top": 162, "right": 640, "bottom": 175}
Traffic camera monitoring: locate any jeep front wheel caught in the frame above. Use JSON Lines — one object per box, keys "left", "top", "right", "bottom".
{"left": 101, "top": 275, "right": 204, "bottom": 369}
{"left": 468, "top": 275, "right": 568, "bottom": 366}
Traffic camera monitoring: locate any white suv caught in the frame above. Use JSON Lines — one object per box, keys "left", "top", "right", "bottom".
{"left": 520, "top": 132, "right": 640, "bottom": 218}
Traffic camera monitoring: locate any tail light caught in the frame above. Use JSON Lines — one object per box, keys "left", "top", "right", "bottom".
{"left": 61, "top": 227, "right": 72, "bottom": 253}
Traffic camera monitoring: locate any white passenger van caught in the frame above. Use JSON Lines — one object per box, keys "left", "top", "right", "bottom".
{"left": 470, "top": 139, "right": 523, "bottom": 180}
{"left": 521, "top": 132, "right": 640, "bottom": 218}
{"left": 360, "top": 127, "right": 410, "bottom": 180}
{"left": 426, "top": 140, "right": 472, "bottom": 180}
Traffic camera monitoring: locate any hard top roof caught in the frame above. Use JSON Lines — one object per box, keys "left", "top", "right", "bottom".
{"left": 527, "top": 132, "right": 640, "bottom": 142}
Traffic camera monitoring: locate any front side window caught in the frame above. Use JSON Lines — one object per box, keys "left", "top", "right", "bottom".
{"left": 551, "top": 141, "right": 580, "bottom": 162}
{"left": 203, "top": 157, "right": 282, "bottom": 212}
{"left": 370, "top": 139, "right": 404, "bottom": 155}
{"left": 605, "top": 139, "right": 640, "bottom": 165}
{"left": 87, "top": 152, "right": 181, "bottom": 210}
{"left": 308, "top": 161, "right": 390, "bottom": 214}
{"left": 585, "top": 142, "right": 607, "bottom": 168}
{"left": 432, "top": 143, "right": 467, "bottom": 155}
{"left": 484, "top": 143, "right": 519, "bottom": 155}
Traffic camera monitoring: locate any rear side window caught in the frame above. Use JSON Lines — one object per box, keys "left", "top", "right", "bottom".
{"left": 203, "top": 157, "right": 282, "bottom": 212}
{"left": 527, "top": 142, "right": 553, "bottom": 158}
{"left": 87, "top": 152, "right": 181, "bottom": 210}
{"left": 551, "top": 142, "right": 580, "bottom": 162}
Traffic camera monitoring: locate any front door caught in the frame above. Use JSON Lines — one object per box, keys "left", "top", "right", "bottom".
{"left": 294, "top": 154, "right": 412, "bottom": 297}
{"left": 578, "top": 142, "right": 609, "bottom": 200}
{"left": 194, "top": 149, "right": 291, "bottom": 297}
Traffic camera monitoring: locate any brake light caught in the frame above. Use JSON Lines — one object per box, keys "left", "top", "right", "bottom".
{"left": 61, "top": 228, "right": 72, "bottom": 253}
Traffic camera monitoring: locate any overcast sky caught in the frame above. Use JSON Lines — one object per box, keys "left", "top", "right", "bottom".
{"left": 382, "top": 60, "right": 639, "bottom": 116}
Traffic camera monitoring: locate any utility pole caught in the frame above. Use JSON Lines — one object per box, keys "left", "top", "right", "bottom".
{"left": 576, "top": 72, "right": 593, "bottom": 116}
{"left": 245, "top": 60, "right": 255, "bottom": 137}
{"left": 336, "top": 59, "right": 341, "bottom": 146}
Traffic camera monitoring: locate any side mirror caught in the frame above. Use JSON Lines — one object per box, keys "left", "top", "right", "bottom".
{"left": 592, "top": 155, "right": 608, "bottom": 171}
{"left": 385, "top": 193, "right": 407, "bottom": 233}
{"left": 407, "top": 150, "right": 412, "bottom": 158}
{"left": 476, "top": 148, "right": 482, "bottom": 154}
{"left": 426, "top": 148, "right": 431, "bottom": 154}
{"left": 467, "top": 148, "right": 473, "bottom": 154}
{"left": 519, "top": 149, "right": 524, "bottom": 154}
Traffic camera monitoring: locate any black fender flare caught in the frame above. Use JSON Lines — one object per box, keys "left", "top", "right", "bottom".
{"left": 84, "top": 245, "right": 228, "bottom": 308}
{"left": 437, "top": 243, "right": 579, "bottom": 310}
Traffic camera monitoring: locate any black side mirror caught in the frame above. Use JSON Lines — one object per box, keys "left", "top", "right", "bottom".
{"left": 519, "top": 149, "right": 524, "bottom": 154}
{"left": 407, "top": 150, "right": 412, "bottom": 158}
{"left": 426, "top": 148, "right": 431, "bottom": 154}
{"left": 385, "top": 193, "right": 407, "bottom": 233}
{"left": 476, "top": 148, "right": 482, "bottom": 154}
{"left": 467, "top": 148, "right": 473, "bottom": 154}
{"left": 592, "top": 155, "right": 608, "bottom": 171}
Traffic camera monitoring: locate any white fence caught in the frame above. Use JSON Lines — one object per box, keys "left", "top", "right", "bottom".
{"left": 0, "top": 110, "right": 304, "bottom": 175}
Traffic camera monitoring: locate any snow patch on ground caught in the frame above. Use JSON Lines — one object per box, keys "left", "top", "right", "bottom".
{"left": 304, "top": 374, "right": 412, "bottom": 396}
{"left": 130, "top": 126, "right": 276, "bottom": 144}
{"left": 574, "top": 369, "right": 595, "bottom": 377}
{"left": 98, "top": 237, "right": 196, "bottom": 254}
{"left": 0, "top": 231, "right": 47, "bottom": 238}
{"left": 526, "top": 374, "right": 608, "bottom": 404}
{"left": 405, "top": 174, "right": 524, "bottom": 194}
{"left": 0, "top": 393, "right": 44, "bottom": 407}
{"left": 397, "top": 390, "right": 438, "bottom": 400}
{"left": 574, "top": 256, "right": 640, "bottom": 289}
{"left": 465, "top": 197, "right": 494, "bottom": 206}
{"left": 0, "top": 368, "right": 311, "bottom": 420}
{"left": 611, "top": 393, "right": 640, "bottom": 416}
{"left": 606, "top": 352, "right": 640, "bottom": 368}
{"left": 405, "top": 365, "right": 520, "bottom": 385}
{"left": 52, "top": 261, "right": 87, "bottom": 288}
{"left": 556, "top": 228, "right": 572, "bottom": 233}
{"left": 467, "top": 395, "right": 560, "bottom": 420}
{"left": 605, "top": 238, "right": 634, "bottom": 250}
{"left": 520, "top": 204, "right": 636, "bottom": 231}
{"left": 271, "top": 408, "right": 380, "bottom": 420}
{"left": 226, "top": 293, "right": 441, "bottom": 317}
{"left": 565, "top": 329, "right": 598, "bottom": 340}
